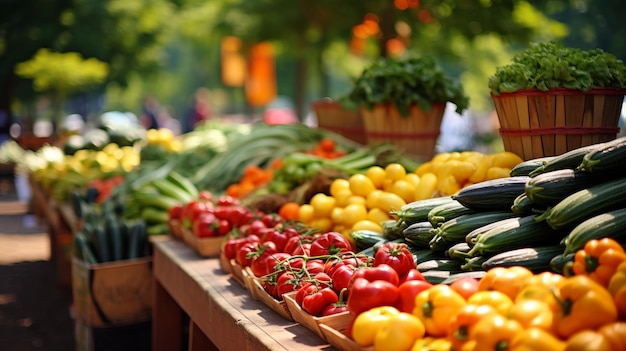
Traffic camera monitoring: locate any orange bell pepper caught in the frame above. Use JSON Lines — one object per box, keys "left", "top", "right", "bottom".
{"left": 572, "top": 237, "right": 626, "bottom": 287}
{"left": 448, "top": 304, "right": 498, "bottom": 351}
{"left": 552, "top": 275, "right": 618, "bottom": 338}
{"left": 565, "top": 330, "right": 613, "bottom": 351}
{"left": 374, "top": 312, "right": 426, "bottom": 351}
{"left": 508, "top": 299, "right": 554, "bottom": 332}
{"left": 608, "top": 261, "right": 626, "bottom": 318}
{"left": 412, "top": 284, "right": 466, "bottom": 337}
{"left": 466, "top": 290, "right": 513, "bottom": 315}
{"left": 468, "top": 313, "right": 523, "bottom": 351}
{"left": 598, "top": 321, "right": 626, "bottom": 351}
{"left": 477, "top": 266, "right": 533, "bottom": 300}
{"left": 352, "top": 306, "right": 400, "bottom": 347}
{"left": 508, "top": 327, "right": 565, "bottom": 351}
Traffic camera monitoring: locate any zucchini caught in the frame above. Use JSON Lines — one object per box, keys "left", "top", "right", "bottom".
{"left": 481, "top": 245, "right": 565, "bottom": 272}
{"left": 350, "top": 230, "right": 387, "bottom": 251}
{"left": 430, "top": 211, "right": 519, "bottom": 247}
{"left": 509, "top": 156, "right": 556, "bottom": 177}
{"left": 127, "top": 221, "right": 147, "bottom": 259}
{"left": 408, "top": 248, "right": 442, "bottom": 264}
{"left": 440, "top": 271, "right": 487, "bottom": 285}
{"left": 381, "top": 219, "right": 407, "bottom": 239}
{"left": 447, "top": 242, "right": 471, "bottom": 260}
{"left": 563, "top": 207, "right": 626, "bottom": 255}
{"left": 391, "top": 196, "right": 455, "bottom": 225}
{"left": 528, "top": 143, "right": 603, "bottom": 177}
{"left": 402, "top": 221, "right": 436, "bottom": 249}
{"left": 578, "top": 136, "right": 626, "bottom": 173}
{"left": 537, "top": 176, "right": 626, "bottom": 230}
{"left": 427, "top": 200, "right": 478, "bottom": 227}
{"left": 421, "top": 270, "right": 452, "bottom": 285}
{"left": 105, "top": 215, "right": 124, "bottom": 261}
{"left": 150, "top": 178, "right": 194, "bottom": 203}
{"left": 465, "top": 215, "right": 564, "bottom": 258}
{"left": 511, "top": 193, "right": 537, "bottom": 215}
{"left": 550, "top": 253, "right": 575, "bottom": 276}
{"left": 165, "top": 170, "right": 199, "bottom": 199}
{"left": 525, "top": 169, "right": 612, "bottom": 206}
{"left": 417, "top": 259, "right": 463, "bottom": 272}
{"left": 451, "top": 176, "right": 529, "bottom": 211}
{"left": 461, "top": 256, "right": 489, "bottom": 271}
{"left": 93, "top": 225, "right": 111, "bottom": 263}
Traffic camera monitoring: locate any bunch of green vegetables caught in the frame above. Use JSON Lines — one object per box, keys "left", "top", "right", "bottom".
{"left": 345, "top": 55, "right": 469, "bottom": 116}
{"left": 489, "top": 41, "right": 626, "bottom": 95}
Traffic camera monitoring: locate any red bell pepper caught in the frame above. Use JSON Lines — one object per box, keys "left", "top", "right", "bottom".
{"left": 346, "top": 277, "right": 400, "bottom": 316}
{"left": 399, "top": 268, "right": 426, "bottom": 284}
{"left": 348, "top": 263, "right": 400, "bottom": 289}
{"left": 395, "top": 279, "right": 433, "bottom": 313}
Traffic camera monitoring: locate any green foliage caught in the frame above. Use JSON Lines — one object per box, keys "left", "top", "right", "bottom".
{"left": 345, "top": 56, "right": 469, "bottom": 117}
{"left": 488, "top": 41, "right": 626, "bottom": 95}
{"left": 15, "top": 49, "right": 108, "bottom": 95}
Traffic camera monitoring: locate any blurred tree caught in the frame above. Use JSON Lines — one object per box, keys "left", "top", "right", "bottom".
{"left": 0, "top": 0, "right": 176, "bottom": 129}
{"left": 15, "top": 49, "right": 108, "bottom": 128}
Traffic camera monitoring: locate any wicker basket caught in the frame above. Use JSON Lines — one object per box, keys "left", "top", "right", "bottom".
{"left": 492, "top": 88, "right": 626, "bottom": 160}
{"left": 360, "top": 103, "right": 446, "bottom": 161}
{"left": 312, "top": 100, "right": 367, "bottom": 145}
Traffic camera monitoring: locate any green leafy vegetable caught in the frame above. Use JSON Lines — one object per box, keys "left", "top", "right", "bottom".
{"left": 489, "top": 41, "right": 626, "bottom": 95}
{"left": 345, "top": 56, "right": 469, "bottom": 117}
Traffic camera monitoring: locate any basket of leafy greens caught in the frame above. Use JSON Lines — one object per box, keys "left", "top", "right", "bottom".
{"left": 344, "top": 55, "right": 469, "bottom": 161}
{"left": 488, "top": 41, "right": 626, "bottom": 160}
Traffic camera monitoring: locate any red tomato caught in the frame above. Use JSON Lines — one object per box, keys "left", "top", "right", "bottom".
{"left": 309, "top": 232, "right": 353, "bottom": 257}
{"left": 449, "top": 276, "right": 480, "bottom": 300}
{"left": 373, "top": 242, "right": 416, "bottom": 278}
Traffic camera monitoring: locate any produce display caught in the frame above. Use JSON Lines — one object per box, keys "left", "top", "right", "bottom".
{"left": 12, "top": 116, "right": 626, "bottom": 351}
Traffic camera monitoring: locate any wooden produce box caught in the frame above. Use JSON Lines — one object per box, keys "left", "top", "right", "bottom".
{"left": 71, "top": 257, "right": 153, "bottom": 327}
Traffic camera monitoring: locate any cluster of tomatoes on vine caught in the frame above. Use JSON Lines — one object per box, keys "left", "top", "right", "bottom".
{"left": 222, "top": 220, "right": 436, "bottom": 318}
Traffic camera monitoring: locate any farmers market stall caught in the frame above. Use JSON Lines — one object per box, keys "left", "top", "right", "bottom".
{"left": 3, "top": 42, "right": 626, "bottom": 351}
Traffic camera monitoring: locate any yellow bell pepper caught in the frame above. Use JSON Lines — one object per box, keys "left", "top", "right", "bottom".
{"left": 413, "top": 284, "right": 466, "bottom": 337}
{"left": 374, "top": 312, "right": 426, "bottom": 351}
{"left": 572, "top": 237, "right": 626, "bottom": 287}
{"left": 466, "top": 290, "right": 513, "bottom": 315}
{"left": 552, "top": 275, "right": 618, "bottom": 338}
{"left": 468, "top": 313, "right": 523, "bottom": 351}
{"left": 608, "top": 261, "right": 626, "bottom": 318}
{"left": 410, "top": 337, "right": 452, "bottom": 351}
{"left": 352, "top": 306, "right": 400, "bottom": 347}
{"left": 448, "top": 304, "right": 498, "bottom": 351}
{"left": 515, "top": 271, "right": 565, "bottom": 309}
{"left": 478, "top": 266, "right": 533, "bottom": 300}
{"left": 508, "top": 327, "right": 565, "bottom": 351}
{"left": 508, "top": 299, "right": 554, "bottom": 332}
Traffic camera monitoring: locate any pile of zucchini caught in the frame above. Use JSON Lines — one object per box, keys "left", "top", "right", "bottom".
{"left": 365, "top": 136, "right": 626, "bottom": 282}
{"left": 71, "top": 191, "right": 150, "bottom": 264}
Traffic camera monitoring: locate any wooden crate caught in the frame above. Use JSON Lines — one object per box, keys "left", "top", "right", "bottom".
{"left": 71, "top": 257, "right": 153, "bottom": 327}
{"left": 283, "top": 292, "right": 350, "bottom": 340}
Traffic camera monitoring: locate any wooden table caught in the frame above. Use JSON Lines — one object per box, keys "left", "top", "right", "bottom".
{"left": 151, "top": 236, "right": 337, "bottom": 351}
